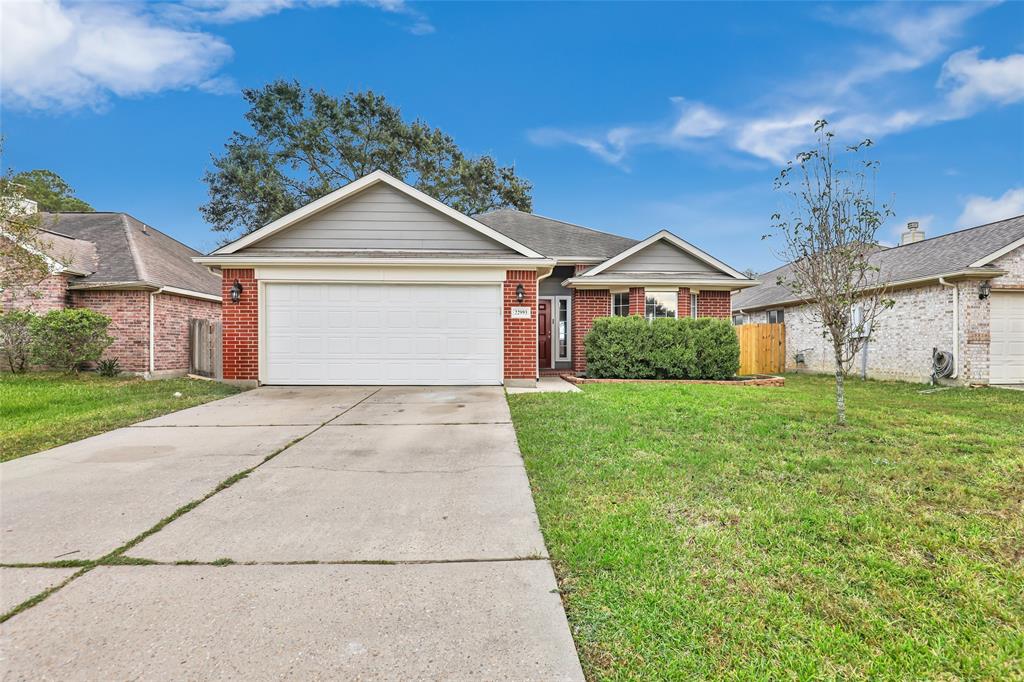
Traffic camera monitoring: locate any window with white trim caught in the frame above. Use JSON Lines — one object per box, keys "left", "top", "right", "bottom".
{"left": 556, "top": 297, "right": 571, "bottom": 360}
{"left": 645, "top": 290, "right": 677, "bottom": 320}
{"left": 767, "top": 308, "right": 785, "bottom": 324}
{"left": 612, "top": 292, "right": 630, "bottom": 317}
{"left": 690, "top": 292, "right": 698, "bottom": 319}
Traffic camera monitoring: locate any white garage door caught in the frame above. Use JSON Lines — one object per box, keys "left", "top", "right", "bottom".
{"left": 990, "top": 292, "right": 1024, "bottom": 384}
{"left": 264, "top": 283, "right": 502, "bottom": 385}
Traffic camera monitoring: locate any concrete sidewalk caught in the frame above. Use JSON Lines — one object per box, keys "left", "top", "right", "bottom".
{"left": 0, "top": 386, "right": 583, "bottom": 680}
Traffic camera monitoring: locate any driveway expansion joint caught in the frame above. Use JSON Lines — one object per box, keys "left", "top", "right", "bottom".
{"left": 0, "top": 388, "right": 383, "bottom": 624}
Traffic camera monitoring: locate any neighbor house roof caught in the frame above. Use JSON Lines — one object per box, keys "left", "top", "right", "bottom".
{"left": 39, "top": 212, "right": 222, "bottom": 298}
{"left": 36, "top": 229, "right": 97, "bottom": 275}
{"left": 474, "top": 209, "right": 639, "bottom": 261}
{"left": 733, "top": 214, "right": 1024, "bottom": 312}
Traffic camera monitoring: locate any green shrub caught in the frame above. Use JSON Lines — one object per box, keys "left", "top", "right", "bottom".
{"left": 585, "top": 315, "right": 740, "bottom": 380}
{"left": 0, "top": 310, "right": 36, "bottom": 373}
{"left": 30, "top": 308, "right": 113, "bottom": 373}
{"left": 96, "top": 358, "right": 122, "bottom": 377}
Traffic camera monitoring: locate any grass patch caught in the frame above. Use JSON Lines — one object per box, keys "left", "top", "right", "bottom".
{"left": 508, "top": 374, "right": 1024, "bottom": 680}
{"left": 0, "top": 371, "right": 239, "bottom": 461}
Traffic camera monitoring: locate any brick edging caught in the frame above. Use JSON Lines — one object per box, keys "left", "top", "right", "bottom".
{"left": 560, "top": 374, "right": 785, "bottom": 387}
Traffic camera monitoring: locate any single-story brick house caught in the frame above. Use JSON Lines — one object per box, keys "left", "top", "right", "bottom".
{"left": 195, "top": 170, "right": 756, "bottom": 387}
{"left": 732, "top": 216, "right": 1024, "bottom": 385}
{"left": 2, "top": 210, "right": 222, "bottom": 377}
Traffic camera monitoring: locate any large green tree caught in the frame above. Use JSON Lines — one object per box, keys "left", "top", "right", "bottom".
{"left": 5, "top": 169, "right": 94, "bottom": 212}
{"left": 202, "top": 81, "right": 533, "bottom": 241}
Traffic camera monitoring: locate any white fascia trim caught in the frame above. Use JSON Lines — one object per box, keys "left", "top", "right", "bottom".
{"left": 194, "top": 256, "right": 555, "bottom": 268}
{"left": 582, "top": 229, "right": 750, "bottom": 280}
{"left": 158, "top": 286, "right": 223, "bottom": 302}
{"left": 211, "top": 170, "right": 545, "bottom": 259}
{"left": 563, "top": 277, "right": 759, "bottom": 289}
{"left": 970, "top": 236, "right": 1024, "bottom": 267}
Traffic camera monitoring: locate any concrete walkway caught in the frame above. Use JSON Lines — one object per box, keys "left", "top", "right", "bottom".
{"left": 0, "top": 386, "right": 583, "bottom": 680}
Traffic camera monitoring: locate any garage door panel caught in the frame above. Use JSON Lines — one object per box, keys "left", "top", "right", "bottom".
{"left": 991, "top": 292, "right": 1024, "bottom": 384}
{"left": 264, "top": 283, "right": 502, "bottom": 385}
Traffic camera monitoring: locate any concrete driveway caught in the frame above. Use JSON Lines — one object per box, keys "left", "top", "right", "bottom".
{"left": 0, "top": 386, "right": 583, "bottom": 680}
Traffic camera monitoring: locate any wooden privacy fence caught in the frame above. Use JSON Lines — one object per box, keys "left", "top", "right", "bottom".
{"left": 736, "top": 323, "right": 786, "bottom": 375}
{"left": 189, "top": 318, "right": 222, "bottom": 379}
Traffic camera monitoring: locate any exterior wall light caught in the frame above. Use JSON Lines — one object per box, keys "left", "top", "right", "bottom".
{"left": 978, "top": 281, "right": 991, "bottom": 300}
{"left": 231, "top": 279, "right": 244, "bottom": 303}
{"left": 516, "top": 283, "right": 525, "bottom": 303}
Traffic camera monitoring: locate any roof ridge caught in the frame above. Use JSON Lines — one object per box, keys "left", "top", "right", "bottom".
{"left": 119, "top": 214, "right": 150, "bottom": 283}
{"left": 884, "top": 213, "right": 1024, "bottom": 252}
{"left": 120, "top": 212, "right": 204, "bottom": 256}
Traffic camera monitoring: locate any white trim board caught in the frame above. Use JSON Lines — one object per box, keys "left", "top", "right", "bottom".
{"left": 581, "top": 230, "right": 751, "bottom": 280}
{"left": 970, "top": 236, "right": 1024, "bottom": 267}
{"left": 212, "top": 170, "right": 545, "bottom": 259}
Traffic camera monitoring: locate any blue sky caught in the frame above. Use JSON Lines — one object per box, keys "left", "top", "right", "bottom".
{"left": 2, "top": 1, "right": 1022, "bottom": 271}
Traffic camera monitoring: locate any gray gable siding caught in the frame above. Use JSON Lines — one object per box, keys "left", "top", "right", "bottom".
{"left": 605, "top": 240, "right": 724, "bottom": 275}
{"left": 254, "top": 183, "right": 514, "bottom": 253}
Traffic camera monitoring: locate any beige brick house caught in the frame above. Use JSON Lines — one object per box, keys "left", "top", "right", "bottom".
{"left": 2, "top": 209, "right": 222, "bottom": 377}
{"left": 732, "top": 216, "right": 1024, "bottom": 385}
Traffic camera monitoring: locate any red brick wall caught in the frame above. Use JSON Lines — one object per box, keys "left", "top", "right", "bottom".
{"left": 1, "top": 273, "right": 70, "bottom": 313}
{"left": 572, "top": 289, "right": 611, "bottom": 374}
{"left": 153, "top": 294, "right": 221, "bottom": 372}
{"left": 504, "top": 270, "right": 537, "bottom": 380}
{"left": 628, "top": 287, "right": 645, "bottom": 316}
{"left": 222, "top": 268, "right": 258, "bottom": 381}
{"left": 69, "top": 289, "right": 150, "bottom": 372}
{"left": 678, "top": 287, "right": 692, "bottom": 319}
{"left": 697, "top": 290, "right": 731, "bottom": 318}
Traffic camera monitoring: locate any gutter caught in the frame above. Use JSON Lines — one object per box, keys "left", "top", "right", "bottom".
{"left": 563, "top": 277, "right": 760, "bottom": 289}
{"left": 938, "top": 278, "right": 959, "bottom": 379}
{"left": 193, "top": 256, "right": 556, "bottom": 268}
{"left": 148, "top": 287, "right": 166, "bottom": 377}
{"left": 732, "top": 267, "right": 1006, "bottom": 313}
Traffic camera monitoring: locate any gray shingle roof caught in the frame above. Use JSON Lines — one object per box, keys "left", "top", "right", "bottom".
{"left": 39, "top": 213, "right": 221, "bottom": 297}
{"left": 37, "top": 229, "right": 97, "bottom": 274}
{"left": 733, "top": 214, "right": 1024, "bottom": 311}
{"left": 474, "top": 208, "right": 638, "bottom": 259}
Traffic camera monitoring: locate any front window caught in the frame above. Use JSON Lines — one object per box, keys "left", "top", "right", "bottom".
{"left": 612, "top": 292, "right": 630, "bottom": 316}
{"left": 768, "top": 308, "right": 785, "bottom": 324}
{"left": 645, "top": 290, "right": 677, "bottom": 320}
{"left": 690, "top": 293, "right": 698, "bottom": 319}
{"left": 556, "top": 298, "right": 570, "bottom": 360}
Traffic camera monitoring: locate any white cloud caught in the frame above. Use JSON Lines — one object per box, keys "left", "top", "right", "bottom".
{"left": 957, "top": 187, "right": 1024, "bottom": 227}
{"left": 939, "top": 48, "right": 1024, "bottom": 114}
{"left": 0, "top": 0, "right": 233, "bottom": 111}
{"left": 530, "top": 3, "right": 1020, "bottom": 168}
{"left": 528, "top": 98, "right": 726, "bottom": 167}
{"left": 0, "top": 0, "right": 433, "bottom": 112}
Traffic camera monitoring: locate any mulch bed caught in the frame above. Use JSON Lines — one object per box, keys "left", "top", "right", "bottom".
{"left": 560, "top": 374, "right": 784, "bottom": 387}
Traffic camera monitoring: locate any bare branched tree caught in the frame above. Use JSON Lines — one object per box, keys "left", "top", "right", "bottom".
{"left": 768, "top": 121, "right": 894, "bottom": 425}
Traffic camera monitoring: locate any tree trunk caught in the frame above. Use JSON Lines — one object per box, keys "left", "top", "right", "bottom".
{"left": 834, "top": 364, "right": 846, "bottom": 426}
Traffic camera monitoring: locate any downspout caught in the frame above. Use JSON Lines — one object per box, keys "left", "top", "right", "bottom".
{"left": 938, "top": 278, "right": 959, "bottom": 379}
{"left": 148, "top": 287, "right": 165, "bottom": 378}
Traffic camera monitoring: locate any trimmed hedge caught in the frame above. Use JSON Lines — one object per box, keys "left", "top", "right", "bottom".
{"left": 585, "top": 315, "right": 740, "bottom": 380}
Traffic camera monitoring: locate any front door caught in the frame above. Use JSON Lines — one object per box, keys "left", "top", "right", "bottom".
{"left": 537, "top": 299, "right": 552, "bottom": 369}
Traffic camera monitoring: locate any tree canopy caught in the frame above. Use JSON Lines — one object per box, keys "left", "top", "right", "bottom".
{"left": 5, "top": 169, "right": 94, "bottom": 212}
{"left": 202, "top": 81, "right": 533, "bottom": 241}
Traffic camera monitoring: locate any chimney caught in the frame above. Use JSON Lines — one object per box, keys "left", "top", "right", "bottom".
{"left": 901, "top": 221, "right": 924, "bottom": 245}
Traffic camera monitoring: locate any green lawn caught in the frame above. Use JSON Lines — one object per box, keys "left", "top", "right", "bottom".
{"left": 508, "top": 375, "right": 1024, "bottom": 680}
{"left": 1, "top": 372, "right": 240, "bottom": 462}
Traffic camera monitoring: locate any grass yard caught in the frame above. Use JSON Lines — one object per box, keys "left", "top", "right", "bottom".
{"left": 1, "top": 372, "right": 240, "bottom": 462}
{"left": 508, "top": 374, "right": 1024, "bottom": 680}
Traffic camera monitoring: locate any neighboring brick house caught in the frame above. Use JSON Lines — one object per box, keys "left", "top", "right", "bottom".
{"left": 195, "top": 170, "right": 755, "bottom": 387}
{"left": 2, "top": 211, "right": 222, "bottom": 377}
{"left": 732, "top": 217, "right": 1024, "bottom": 385}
